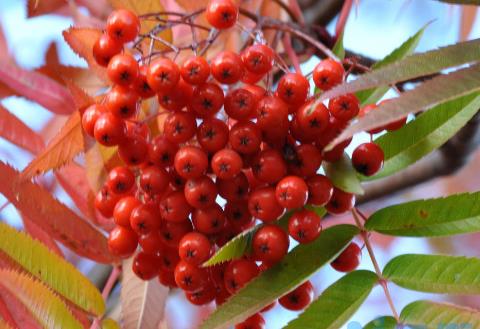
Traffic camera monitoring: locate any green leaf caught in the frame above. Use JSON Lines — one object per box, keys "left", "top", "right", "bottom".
{"left": 102, "top": 318, "right": 121, "bottom": 329}
{"left": 365, "top": 191, "right": 480, "bottom": 237}
{"left": 0, "top": 269, "right": 83, "bottom": 329}
{"left": 367, "top": 92, "right": 480, "bottom": 180}
{"left": 201, "top": 224, "right": 359, "bottom": 329}
{"left": 357, "top": 24, "right": 427, "bottom": 106}
{"left": 383, "top": 254, "right": 480, "bottom": 294}
{"left": 400, "top": 300, "right": 480, "bottom": 329}
{"left": 332, "top": 30, "right": 345, "bottom": 60}
{"left": 0, "top": 222, "right": 105, "bottom": 316}
{"left": 324, "top": 153, "right": 364, "bottom": 195}
{"left": 318, "top": 38, "right": 480, "bottom": 103}
{"left": 285, "top": 270, "right": 377, "bottom": 329}
{"left": 363, "top": 316, "right": 397, "bottom": 329}
{"left": 327, "top": 63, "right": 480, "bottom": 150}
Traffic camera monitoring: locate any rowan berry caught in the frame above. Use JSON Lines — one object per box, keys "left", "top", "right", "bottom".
{"left": 352, "top": 142, "right": 384, "bottom": 176}
{"left": 252, "top": 224, "right": 289, "bottom": 263}
{"left": 331, "top": 242, "right": 362, "bottom": 272}
{"left": 288, "top": 209, "right": 321, "bottom": 244}
{"left": 206, "top": 0, "right": 239, "bottom": 29}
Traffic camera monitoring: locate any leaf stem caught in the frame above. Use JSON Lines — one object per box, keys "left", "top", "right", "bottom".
{"left": 89, "top": 266, "right": 121, "bottom": 329}
{"left": 352, "top": 208, "right": 400, "bottom": 322}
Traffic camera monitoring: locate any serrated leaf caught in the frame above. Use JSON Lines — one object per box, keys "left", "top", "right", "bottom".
{"left": 328, "top": 63, "right": 480, "bottom": 150}
{"left": 0, "top": 161, "right": 115, "bottom": 263}
{"left": 368, "top": 92, "right": 480, "bottom": 180}
{"left": 21, "top": 111, "right": 84, "bottom": 179}
{"left": 0, "top": 269, "right": 83, "bottom": 329}
{"left": 324, "top": 154, "right": 364, "bottom": 195}
{"left": 0, "top": 105, "right": 44, "bottom": 154}
{"left": 121, "top": 258, "right": 169, "bottom": 329}
{"left": 63, "top": 28, "right": 108, "bottom": 81}
{"left": 363, "top": 316, "right": 397, "bottom": 329}
{"left": 332, "top": 31, "right": 345, "bottom": 60}
{"left": 383, "top": 254, "right": 480, "bottom": 294}
{"left": 365, "top": 191, "right": 480, "bottom": 236}
{"left": 356, "top": 24, "right": 427, "bottom": 106}
{"left": 400, "top": 300, "right": 480, "bottom": 329}
{"left": 0, "top": 222, "right": 105, "bottom": 316}
{"left": 0, "top": 61, "right": 75, "bottom": 115}
{"left": 319, "top": 38, "right": 480, "bottom": 103}
{"left": 285, "top": 270, "right": 378, "bottom": 329}
{"left": 205, "top": 208, "right": 327, "bottom": 267}
{"left": 21, "top": 215, "right": 64, "bottom": 257}
{"left": 201, "top": 224, "right": 359, "bottom": 329}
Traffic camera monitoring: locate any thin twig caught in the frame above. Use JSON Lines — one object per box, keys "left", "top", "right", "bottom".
{"left": 335, "top": 0, "right": 353, "bottom": 37}
{"left": 282, "top": 33, "right": 301, "bottom": 73}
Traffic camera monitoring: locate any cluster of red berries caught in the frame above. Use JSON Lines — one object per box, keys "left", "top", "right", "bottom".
{"left": 83, "top": 1, "right": 403, "bottom": 327}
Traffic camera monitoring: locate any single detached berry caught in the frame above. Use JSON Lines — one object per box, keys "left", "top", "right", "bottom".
{"left": 352, "top": 142, "right": 384, "bottom": 176}
{"left": 206, "top": 0, "right": 239, "bottom": 29}
{"left": 331, "top": 242, "right": 362, "bottom": 272}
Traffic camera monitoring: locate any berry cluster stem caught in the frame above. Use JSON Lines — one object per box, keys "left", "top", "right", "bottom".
{"left": 352, "top": 208, "right": 400, "bottom": 322}
{"left": 89, "top": 266, "right": 121, "bottom": 329}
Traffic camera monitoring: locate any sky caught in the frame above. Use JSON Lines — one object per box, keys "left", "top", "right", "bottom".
{"left": 0, "top": 0, "right": 478, "bottom": 328}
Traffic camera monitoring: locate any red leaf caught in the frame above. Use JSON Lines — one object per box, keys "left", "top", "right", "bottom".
{"left": 63, "top": 27, "right": 109, "bottom": 81}
{"left": 0, "top": 287, "right": 40, "bottom": 329}
{"left": 21, "top": 111, "right": 85, "bottom": 179}
{"left": 0, "top": 161, "right": 116, "bottom": 263}
{"left": 27, "top": 0, "right": 66, "bottom": 17}
{"left": 0, "top": 106, "right": 44, "bottom": 154}
{"left": 21, "top": 216, "right": 64, "bottom": 258}
{"left": 0, "top": 61, "right": 75, "bottom": 115}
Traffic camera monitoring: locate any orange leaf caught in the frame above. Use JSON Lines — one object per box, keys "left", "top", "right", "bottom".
{"left": 0, "top": 106, "right": 44, "bottom": 155}
{"left": 63, "top": 27, "right": 109, "bottom": 81}
{"left": 21, "top": 216, "right": 64, "bottom": 258}
{"left": 460, "top": 6, "right": 478, "bottom": 41}
{"left": 0, "top": 61, "right": 75, "bottom": 115}
{"left": 21, "top": 111, "right": 85, "bottom": 179}
{"left": 27, "top": 0, "right": 66, "bottom": 17}
{"left": 0, "top": 161, "right": 116, "bottom": 263}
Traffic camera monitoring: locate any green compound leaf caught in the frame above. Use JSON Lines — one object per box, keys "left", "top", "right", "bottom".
{"left": 367, "top": 92, "right": 480, "bottom": 180}
{"left": 0, "top": 222, "right": 105, "bottom": 316}
{"left": 285, "top": 270, "right": 378, "bottom": 329}
{"left": 383, "top": 254, "right": 480, "bottom": 294}
{"left": 200, "top": 224, "right": 359, "bottom": 329}
{"left": 0, "top": 269, "right": 83, "bottom": 329}
{"left": 327, "top": 63, "right": 480, "bottom": 150}
{"left": 357, "top": 24, "right": 427, "bottom": 106}
{"left": 365, "top": 191, "right": 480, "bottom": 237}
{"left": 324, "top": 153, "right": 364, "bottom": 195}
{"left": 204, "top": 208, "right": 326, "bottom": 267}
{"left": 332, "top": 30, "right": 345, "bottom": 60}
{"left": 400, "top": 300, "right": 480, "bottom": 329}
{"left": 363, "top": 316, "right": 398, "bottom": 329}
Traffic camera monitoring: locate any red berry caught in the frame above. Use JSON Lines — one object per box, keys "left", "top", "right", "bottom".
{"left": 241, "top": 44, "right": 274, "bottom": 75}
{"left": 140, "top": 166, "right": 170, "bottom": 195}
{"left": 296, "top": 101, "right": 330, "bottom": 139}
{"left": 252, "top": 224, "right": 289, "bottom": 263}
{"left": 174, "top": 146, "right": 208, "bottom": 180}
{"left": 288, "top": 209, "right": 321, "bottom": 244}
{"left": 192, "top": 203, "right": 226, "bottom": 235}
{"left": 306, "top": 174, "right": 333, "bottom": 206}
{"left": 328, "top": 93, "right": 360, "bottom": 122}
{"left": 132, "top": 65, "right": 156, "bottom": 99}
{"left": 331, "top": 242, "right": 362, "bottom": 272}
{"left": 248, "top": 187, "right": 284, "bottom": 222}
{"left": 132, "top": 251, "right": 161, "bottom": 280}
{"left": 229, "top": 121, "right": 262, "bottom": 155}
{"left": 147, "top": 58, "right": 180, "bottom": 93}
{"left": 197, "top": 117, "right": 229, "bottom": 153}
{"left": 252, "top": 149, "right": 287, "bottom": 184}
{"left": 118, "top": 134, "right": 148, "bottom": 166}
{"left": 211, "top": 149, "right": 243, "bottom": 180}
{"left": 159, "top": 191, "right": 192, "bottom": 223}
{"left": 224, "top": 259, "right": 259, "bottom": 294}
{"left": 287, "top": 144, "right": 322, "bottom": 178}
{"left": 235, "top": 313, "right": 265, "bottom": 329}
{"left": 139, "top": 230, "right": 165, "bottom": 254}
{"left": 148, "top": 136, "right": 178, "bottom": 167}
{"left": 206, "top": 0, "right": 239, "bottom": 29}
{"left": 224, "top": 202, "right": 254, "bottom": 231}
{"left": 130, "top": 203, "right": 161, "bottom": 235}
{"left": 107, "top": 54, "right": 139, "bottom": 86}
{"left": 159, "top": 269, "right": 177, "bottom": 288}
{"left": 106, "top": 9, "right": 140, "bottom": 43}
{"left": 178, "top": 232, "right": 212, "bottom": 266}
{"left": 108, "top": 226, "right": 138, "bottom": 258}
{"left": 276, "top": 73, "right": 309, "bottom": 106}
{"left": 95, "top": 186, "right": 120, "bottom": 218}
{"left": 225, "top": 88, "right": 257, "bottom": 121}
{"left": 255, "top": 96, "right": 289, "bottom": 135}
{"left": 313, "top": 59, "right": 344, "bottom": 91}
{"left": 184, "top": 175, "right": 218, "bottom": 209}
{"left": 174, "top": 260, "right": 209, "bottom": 292}
{"left": 105, "top": 85, "right": 139, "bottom": 119}
{"left": 163, "top": 111, "right": 197, "bottom": 144}
{"left": 93, "top": 112, "right": 126, "bottom": 146}
{"left": 352, "top": 142, "right": 384, "bottom": 176}
{"left": 181, "top": 56, "right": 210, "bottom": 85}
{"left": 275, "top": 176, "right": 308, "bottom": 209}
{"left": 113, "top": 196, "right": 141, "bottom": 227}
{"left": 191, "top": 82, "right": 225, "bottom": 117}
{"left": 106, "top": 166, "right": 135, "bottom": 195}
{"left": 82, "top": 104, "right": 106, "bottom": 137}
{"left": 157, "top": 78, "right": 193, "bottom": 112}
{"left": 279, "top": 281, "right": 314, "bottom": 311}
{"left": 160, "top": 220, "right": 193, "bottom": 248}
{"left": 325, "top": 187, "right": 356, "bottom": 215}
{"left": 185, "top": 284, "right": 216, "bottom": 305}
{"left": 216, "top": 171, "right": 250, "bottom": 202}
{"left": 93, "top": 33, "right": 122, "bottom": 67}
{"left": 211, "top": 51, "right": 244, "bottom": 85}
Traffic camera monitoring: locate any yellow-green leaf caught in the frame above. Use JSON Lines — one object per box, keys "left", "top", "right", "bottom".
{"left": 102, "top": 318, "right": 121, "bottom": 329}
{"left": 0, "top": 222, "right": 105, "bottom": 316}
{"left": 0, "top": 269, "right": 83, "bottom": 329}
{"left": 324, "top": 153, "right": 364, "bottom": 195}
